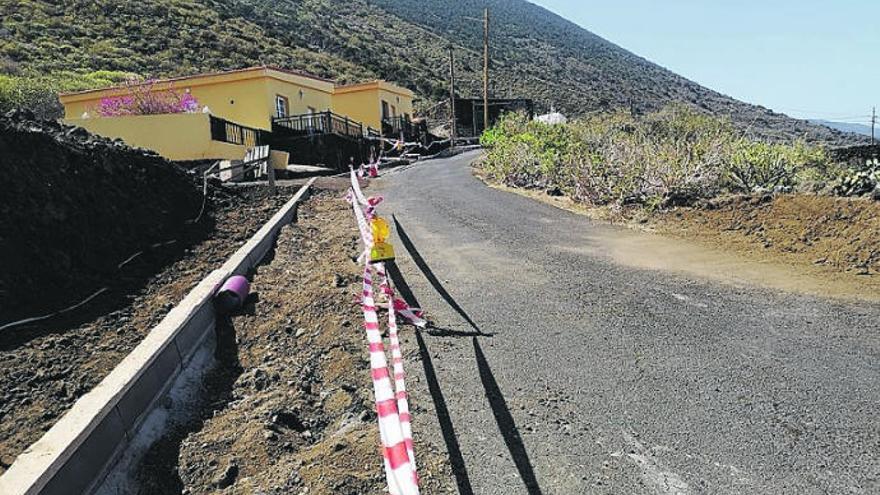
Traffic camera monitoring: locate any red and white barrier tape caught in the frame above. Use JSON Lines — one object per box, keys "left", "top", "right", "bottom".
{"left": 376, "top": 263, "right": 417, "bottom": 473}
{"left": 348, "top": 169, "right": 420, "bottom": 495}
{"left": 350, "top": 167, "right": 371, "bottom": 207}
{"left": 361, "top": 266, "right": 419, "bottom": 495}
{"left": 347, "top": 173, "right": 424, "bottom": 327}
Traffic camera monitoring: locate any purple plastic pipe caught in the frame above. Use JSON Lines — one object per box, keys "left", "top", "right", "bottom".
{"left": 215, "top": 275, "right": 250, "bottom": 313}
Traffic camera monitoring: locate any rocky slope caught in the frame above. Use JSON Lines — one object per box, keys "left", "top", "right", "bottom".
{"left": 0, "top": 110, "right": 206, "bottom": 324}
{"left": 0, "top": 183, "right": 303, "bottom": 476}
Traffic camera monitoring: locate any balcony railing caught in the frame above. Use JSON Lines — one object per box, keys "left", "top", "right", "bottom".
{"left": 273, "top": 111, "right": 364, "bottom": 140}
{"left": 382, "top": 116, "right": 412, "bottom": 137}
{"left": 209, "top": 115, "right": 264, "bottom": 148}
{"left": 382, "top": 116, "right": 428, "bottom": 143}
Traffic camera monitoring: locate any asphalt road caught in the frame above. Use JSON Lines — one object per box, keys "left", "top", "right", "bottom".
{"left": 375, "top": 151, "right": 880, "bottom": 495}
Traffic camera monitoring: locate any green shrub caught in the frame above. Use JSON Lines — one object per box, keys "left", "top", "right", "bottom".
{"left": 726, "top": 140, "right": 827, "bottom": 193}
{"left": 0, "top": 70, "right": 133, "bottom": 119}
{"left": 480, "top": 106, "right": 844, "bottom": 208}
{"left": 833, "top": 158, "right": 880, "bottom": 196}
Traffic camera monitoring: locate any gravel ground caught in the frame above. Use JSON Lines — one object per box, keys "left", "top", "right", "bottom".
{"left": 132, "top": 191, "right": 454, "bottom": 494}
{"left": 377, "top": 151, "right": 880, "bottom": 495}
{"left": 0, "top": 185, "right": 304, "bottom": 474}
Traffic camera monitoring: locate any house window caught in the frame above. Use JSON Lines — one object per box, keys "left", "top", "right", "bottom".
{"left": 381, "top": 100, "right": 390, "bottom": 121}
{"left": 275, "top": 95, "right": 289, "bottom": 118}
{"left": 391, "top": 105, "right": 397, "bottom": 118}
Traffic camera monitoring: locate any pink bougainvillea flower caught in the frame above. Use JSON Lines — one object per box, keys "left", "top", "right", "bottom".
{"left": 93, "top": 79, "right": 201, "bottom": 117}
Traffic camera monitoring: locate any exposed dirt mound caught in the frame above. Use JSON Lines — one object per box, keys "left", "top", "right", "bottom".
{"left": 0, "top": 110, "right": 208, "bottom": 323}
{"left": 0, "top": 185, "right": 305, "bottom": 475}
{"left": 654, "top": 195, "right": 880, "bottom": 278}
{"left": 136, "top": 193, "right": 454, "bottom": 494}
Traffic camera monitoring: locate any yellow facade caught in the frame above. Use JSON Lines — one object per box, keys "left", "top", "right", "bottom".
{"left": 60, "top": 66, "right": 414, "bottom": 134}
{"left": 63, "top": 113, "right": 247, "bottom": 161}
{"left": 332, "top": 81, "right": 415, "bottom": 130}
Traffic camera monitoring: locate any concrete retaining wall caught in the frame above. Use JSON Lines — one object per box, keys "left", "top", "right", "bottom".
{"left": 0, "top": 178, "right": 316, "bottom": 495}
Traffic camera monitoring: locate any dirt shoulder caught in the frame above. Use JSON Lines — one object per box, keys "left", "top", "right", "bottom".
{"left": 650, "top": 194, "right": 880, "bottom": 279}
{"left": 136, "top": 193, "right": 454, "bottom": 494}
{"left": 480, "top": 171, "right": 880, "bottom": 300}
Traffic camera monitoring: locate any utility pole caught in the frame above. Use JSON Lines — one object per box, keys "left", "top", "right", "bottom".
{"left": 483, "top": 7, "right": 490, "bottom": 134}
{"left": 449, "top": 46, "right": 457, "bottom": 147}
{"left": 872, "top": 106, "right": 876, "bottom": 145}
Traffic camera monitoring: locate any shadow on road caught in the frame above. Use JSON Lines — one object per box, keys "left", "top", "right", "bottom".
{"left": 392, "top": 215, "right": 484, "bottom": 335}
{"left": 425, "top": 324, "right": 487, "bottom": 338}
{"left": 414, "top": 328, "right": 475, "bottom": 495}
{"left": 473, "top": 338, "right": 544, "bottom": 495}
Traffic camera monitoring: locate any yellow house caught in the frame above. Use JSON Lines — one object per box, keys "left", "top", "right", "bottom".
{"left": 332, "top": 80, "right": 415, "bottom": 129}
{"left": 59, "top": 66, "right": 416, "bottom": 162}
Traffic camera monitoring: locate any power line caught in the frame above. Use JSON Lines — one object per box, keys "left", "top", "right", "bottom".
{"left": 774, "top": 107, "right": 873, "bottom": 119}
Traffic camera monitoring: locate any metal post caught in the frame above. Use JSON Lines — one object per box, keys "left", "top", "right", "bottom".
{"left": 267, "top": 160, "right": 276, "bottom": 195}
{"left": 483, "top": 7, "right": 490, "bottom": 134}
{"left": 449, "top": 45, "right": 457, "bottom": 148}
{"left": 872, "top": 106, "right": 876, "bottom": 145}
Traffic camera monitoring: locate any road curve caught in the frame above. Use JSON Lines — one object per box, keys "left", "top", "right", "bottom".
{"left": 376, "top": 151, "right": 879, "bottom": 495}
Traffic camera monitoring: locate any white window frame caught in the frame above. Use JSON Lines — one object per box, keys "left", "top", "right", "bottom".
{"left": 275, "top": 95, "right": 289, "bottom": 118}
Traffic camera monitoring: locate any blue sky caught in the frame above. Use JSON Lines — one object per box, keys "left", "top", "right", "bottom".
{"left": 530, "top": 0, "right": 878, "bottom": 124}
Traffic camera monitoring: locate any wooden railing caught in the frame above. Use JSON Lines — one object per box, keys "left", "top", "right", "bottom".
{"left": 382, "top": 116, "right": 428, "bottom": 143}
{"left": 382, "top": 116, "right": 412, "bottom": 137}
{"left": 209, "top": 116, "right": 264, "bottom": 148}
{"left": 273, "top": 111, "right": 364, "bottom": 140}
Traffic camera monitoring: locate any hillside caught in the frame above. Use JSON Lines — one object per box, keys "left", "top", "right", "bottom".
{"left": 811, "top": 119, "right": 875, "bottom": 138}
{"left": 0, "top": 0, "right": 866, "bottom": 145}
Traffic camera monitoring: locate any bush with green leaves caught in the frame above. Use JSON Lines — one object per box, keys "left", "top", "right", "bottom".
{"left": 0, "top": 70, "right": 133, "bottom": 119}
{"left": 725, "top": 140, "right": 828, "bottom": 193}
{"left": 833, "top": 158, "right": 880, "bottom": 197}
{"left": 481, "top": 106, "right": 847, "bottom": 208}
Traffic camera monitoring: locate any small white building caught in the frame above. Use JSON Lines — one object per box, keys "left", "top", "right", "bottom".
{"left": 535, "top": 111, "right": 567, "bottom": 125}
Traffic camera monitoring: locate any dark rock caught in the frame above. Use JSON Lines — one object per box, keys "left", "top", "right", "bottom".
{"left": 272, "top": 410, "right": 307, "bottom": 432}
{"left": 213, "top": 462, "right": 239, "bottom": 489}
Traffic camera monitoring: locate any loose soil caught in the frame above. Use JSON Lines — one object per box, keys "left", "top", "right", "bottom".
{"left": 0, "top": 112, "right": 208, "bottom": 324}
{"left": 651, "top": 194, "right": 880, "bottom": 280}
{"left": 482, "top": 175, "right": 880, "bottom": 301}
{"left": 0, "top": 185, "right": 305, "bottom": 475}
{"left": 135, "top": 193, "right": 454, "bottom": 494}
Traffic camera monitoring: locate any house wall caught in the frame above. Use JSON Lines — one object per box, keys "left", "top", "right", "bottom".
{"left": 61, "top": 78, "right": 271, "bottom": 130}
{"left": 61, "top": 70, "right": 338, "bottom": 131}
{"left": 175, "top": 78, "right": 272, "bottom": 130}
{"left": 63, "top": 113, "right": 247, "bottom": 161}
{"left": 264, "top": 76, "right": 334, "bottom": 122}
{"left": 60, "top": 68, "right": 414, "bottom": 140}
{"left": 332, "top": 89, "right": 382, "bottom": 129}
{"left": 379, "top": 88, "right": 414, "bottom": 121}
{"left": 332, "top": 84, "right": 414, "bottom": 130}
